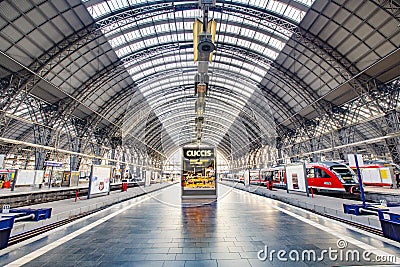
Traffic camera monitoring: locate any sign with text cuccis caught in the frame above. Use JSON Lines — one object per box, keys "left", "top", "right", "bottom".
{"left": 181, "top": 147, "right": 217, "bottom": 199}
{"left": 182, "top": 148, "right": 214, "bottom": 159}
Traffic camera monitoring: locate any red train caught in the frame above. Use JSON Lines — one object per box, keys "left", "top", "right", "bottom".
{"left": 349, "top": 162, "right": 398, "bottom": 187}
{"left": 247, "top": 162, "right": 360, "bottom": 194}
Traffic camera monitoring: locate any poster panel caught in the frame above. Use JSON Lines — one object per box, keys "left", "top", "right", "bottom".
{"left": 62, "top": 171, "right": 71, "bottom": 187}
{"left": 145, "top": 170, "right": 151, "bottom": 186}
{"left": 70, "top": 171, "right": 80, "bottom": 187}
{"left": 15, "top": 170, "right": 36, "bottom": 185}
{"left": 89, "top": 165, "right": 111, "bottom": 196}
{"left": 285, "top": 163, "right": 308, "bottom": 193}
{"left": 379, "top": 168, "right": 392, "bottom": 184}
{"left": 361, "top": 168, "right": 378, "bottom": 183}
{"left": 34, "top": 170, "right": 44, "bottom": 185}
{"left": 244, "top": 170, "right": 250, "bottom": 187}
{"left": 181, "top": 147, "right": 217, "bottom": 198}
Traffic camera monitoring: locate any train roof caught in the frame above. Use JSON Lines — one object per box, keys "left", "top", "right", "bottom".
{"left": 312, "top": 161, "right": 349, "bottom": 168}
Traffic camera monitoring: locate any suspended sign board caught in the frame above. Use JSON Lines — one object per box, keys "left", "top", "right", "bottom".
{"left": 88, "top": 165, "right": 111, "bottom": 198}
{"left": 285, "top": 163, "right": 309, "bottom": 196}
{"left": 182, "top": 147, "right": 217, "bottom": 199}
{"left": 45, "top": 161, "right": 63, "bottom": 168}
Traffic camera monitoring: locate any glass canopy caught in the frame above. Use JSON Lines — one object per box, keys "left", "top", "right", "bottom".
{"left": 82, "top": 0, "right": 315, "bottom": 158}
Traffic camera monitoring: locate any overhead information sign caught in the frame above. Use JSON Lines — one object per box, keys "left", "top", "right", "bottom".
{"left": 45, "top": 161, "right": 63, "bottom": 167}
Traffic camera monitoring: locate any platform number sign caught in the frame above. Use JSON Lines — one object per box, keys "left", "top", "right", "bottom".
{"left": 2, "top": 205, "right": 10, "bottom": 213}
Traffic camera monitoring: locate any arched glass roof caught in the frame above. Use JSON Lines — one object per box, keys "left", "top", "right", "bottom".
{"left": 0, "top": 0, "right": 398, "bottom": 163}
{"left": 83, "top": 0, "right": 316, "bottom": 158}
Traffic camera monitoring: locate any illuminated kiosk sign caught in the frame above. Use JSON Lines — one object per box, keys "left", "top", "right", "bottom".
{"left": 182, "top": 147, "right": 217, "bottom": 199}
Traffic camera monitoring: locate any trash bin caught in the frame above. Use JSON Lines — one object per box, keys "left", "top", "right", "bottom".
{"left": 378, "top": 210, "right": 400, "bottom": 242}
{"left": 0, "top": 217, "right": 15, "bottom": 249}
{"left": 266, "top": 181, "right": 273, "bottom": 190}
{"left": 121, "top": 180, "right": 128, "bottom": 192}
{"left": 2, "top": 181, "right": 10, "bottom": 188}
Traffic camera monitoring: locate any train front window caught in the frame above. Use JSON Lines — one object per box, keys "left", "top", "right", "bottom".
{"left": 314, "top": 168, "right": 328, "bottom": 178}
{"left": 330, "top": 166, "right": 356, "bottom": 183}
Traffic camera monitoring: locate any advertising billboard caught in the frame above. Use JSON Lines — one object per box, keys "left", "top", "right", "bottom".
{"left": 182, "top": 147, "right": 217, "bottom": 199}
{"left": 285, "top": 163, "right": 309, "bottom": 196}
{"left": 88, "top": 165, "right": 111, "bottom": 198}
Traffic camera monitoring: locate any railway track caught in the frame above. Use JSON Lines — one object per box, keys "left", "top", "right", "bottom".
{"left": 6, "top": 183, "right": 159, "bottom": 247}
{"left": 0, "top": 182, "right": 145, "bottom": 208}
{"left": 8, "top": 208, "right": 101, "bottom": 246}
{"left": 7, "top": 190, "right": 150, "bottom": 246}
{"left": 308, "top": 209, "right": 384, "bottom": 236}
{"left": 221, "top": 181, "right": 386, "bottom": 237}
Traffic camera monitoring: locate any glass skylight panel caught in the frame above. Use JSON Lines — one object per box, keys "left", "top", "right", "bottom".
{"left": 126, "top": 30, "right": 139, "bottom": 40}
{"left": 293, "top": 0, "right": 315, "bottom": 7}
{"left": 254, "top": 31, "right": 265, "bottom": 42}
{"left": 108, "top": 0, "right": 125, "bottom": 10}
{"left": 214, "top": 77, "right": 253, "bottom": 94}
{"left": 272, "top": 0, "right": 287, "bottom": 15}
{"left": 213, "top": 75, "right": 258, "bottom": 94}
{"left": 212, "top": 88, "right": 243, "bottom": 102}
{"left": 109, "top": 35, "right": 125, "bottom": 47}
{"left": 263, "top": 48, "right": 279, "bottom": 60}
{"left": 269, "top": 38, "right": 285, "bottom": 50}
{"left": 152, "top": 65, "right": 167, "bottom": 74}
{"left": 248, "top": 0, "right": 263, "bottom": 7}
{"left": 158, "top": 35, "right": 170, "bottom": 43}
{"left": 143, "top": 37, "right": 156, "bottom": 47}
{"left": 128, "top": 0, "right": 147, "bottom": 5}
{"left": 87, "top": 2, "right": 111, "bottom": 19}
{"left": 140, "top": 61, "right": 152, "bottom": 69}
{"left": 154, "top": 24, "right": 165, "bottom": 34}
{"left": 115, "top": 46, "right": 130, "bottom": 57}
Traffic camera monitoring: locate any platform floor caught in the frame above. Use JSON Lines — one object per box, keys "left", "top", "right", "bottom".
{"left": 0, "top": 183, "right": 398, "bottom": 197}
{"left": 0, "top": 184, "right": 399, "bottom": 267}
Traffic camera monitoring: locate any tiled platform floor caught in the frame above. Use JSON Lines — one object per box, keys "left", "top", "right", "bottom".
{"left": 1, "top": 184, "right": 399, "bottom": 266}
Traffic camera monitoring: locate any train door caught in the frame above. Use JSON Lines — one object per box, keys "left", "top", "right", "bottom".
{"left": 272, "top": 169, "right": 280, "bottom": 184}
{"left": 273, "top": 168, "right": 286, "bottom": 188}
{"left": 249, "top": 170, "right": 261, "bottom": 185}
{"left": 307, "top": 166, "right": 331, "bottom": 190}
{"left": 314, "top": 167, "right": 335, "bottom": 189}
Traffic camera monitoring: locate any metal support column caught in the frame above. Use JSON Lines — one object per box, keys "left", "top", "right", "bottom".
{"left": 385, "top": 110, "right": 400, "bottom": 165}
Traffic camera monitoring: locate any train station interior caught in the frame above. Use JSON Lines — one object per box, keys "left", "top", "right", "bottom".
{"left": 0, "top": 0, "right": 399, "bottom": 266}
